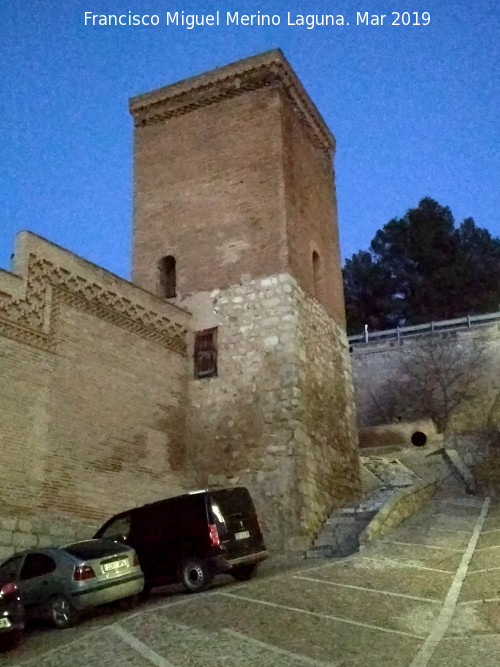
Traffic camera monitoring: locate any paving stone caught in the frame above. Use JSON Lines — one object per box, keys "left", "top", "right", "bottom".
{"left": 429, "top": 636, "right": 500, "bottom": 667}
{"left": 363, "top": 541, "right": 463, "bottom": 570}
{"left": 303, "top": 558, "right": 452, "bottom": 601}
{"left": 153, "top": 594, "right": 423, "bottom": 667}
{"left": 468, "top": 547, "right": 500, "bottom": 572}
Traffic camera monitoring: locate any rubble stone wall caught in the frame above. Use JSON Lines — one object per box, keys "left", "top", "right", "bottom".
{"left": 350, "top": 327, "right": 500, "bottom": 431}
{"left": 185, "top": 273, "right": 360, "bottom": 551}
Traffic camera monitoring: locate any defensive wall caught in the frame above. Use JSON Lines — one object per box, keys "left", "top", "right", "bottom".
{"left": 0, "top": 232, "right": 192, "bottom": 530}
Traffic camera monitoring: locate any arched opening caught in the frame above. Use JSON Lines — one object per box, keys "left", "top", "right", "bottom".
{"left": 158, "top": 256, "right": 176, "bottom": 298}
{"left": 312, "top": 250, "right": 321, "bottom": 300}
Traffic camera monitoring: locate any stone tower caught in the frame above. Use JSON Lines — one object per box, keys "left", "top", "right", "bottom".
{"left": 129, "top": 50, "right": 361, "bottom": 550}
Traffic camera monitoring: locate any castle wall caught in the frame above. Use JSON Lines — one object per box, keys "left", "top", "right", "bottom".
{"left": 184, "top": 274, "right": 360, "bottom": 551}
{"left": 0, "top": 232, "right": 192, "bottom": 522}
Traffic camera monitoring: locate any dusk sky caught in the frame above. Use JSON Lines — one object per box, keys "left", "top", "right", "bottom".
{"left": 1, "top": 0, "right": 498, "bottom": 278}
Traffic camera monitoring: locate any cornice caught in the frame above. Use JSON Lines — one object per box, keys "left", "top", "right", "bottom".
{"left": 129, "top": 50, "right": 335, "bottom": 153}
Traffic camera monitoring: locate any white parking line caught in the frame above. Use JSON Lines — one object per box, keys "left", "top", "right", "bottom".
{"left": 475, "top": 544, "right": 500, "bottom": 551}
{"left": 223, "top": 629, "right": 337, "bottom": 666}
{"left": 216, "top": 592, "right": 425, "bottom": 639}
{"left": 293, "top": 556, "right": 358, "bottom": 576}
{"left": 112, "top": 624, "right": 175, "bottom": 667}
{"left": 467, "top": 565, "right": 500, "bottom": 574}
{"left": 378, "top": 540, "right": 463, "bottom": 552}
{"left": 409, "top": 497, "right": 490, "bottom": 667}
{"left": 404, "top": 525, "right": 473, "bottom": 535}
{"left": 458, "top": 596, "right": 500, "bottom": 605}
{"left": 293, "top": 575, "right": 442, "bottom": 604}
{"left": 360, "top": 556, "right": 453, "bottom": 574}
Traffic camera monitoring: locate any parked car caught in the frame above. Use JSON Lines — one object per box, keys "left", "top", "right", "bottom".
{"left": 94, "top": 487, "right": 269, "bottom": 595}
{"left": 0, "top": 571, "right": 25, "bottom": 649}
{"left": 0, "top": 539, "right": 144, "bottom": 629}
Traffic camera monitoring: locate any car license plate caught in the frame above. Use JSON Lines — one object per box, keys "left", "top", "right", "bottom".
{"left": 102, "top": 558, "right": 128, "bottom": 572}
{"left": 0, "top": 618, "right": 11, "bottom": 628}
{"left": 235, "top": 530, "right": 250, "bottom": 540}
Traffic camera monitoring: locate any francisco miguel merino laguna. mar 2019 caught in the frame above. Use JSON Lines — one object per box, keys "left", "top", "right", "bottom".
{"left": 83, "top": 11, "right": 431, "bottom": 28}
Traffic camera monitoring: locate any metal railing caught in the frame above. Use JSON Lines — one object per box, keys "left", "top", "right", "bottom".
{"left": 348, "top": 311, "right": 500, "bottom": 346}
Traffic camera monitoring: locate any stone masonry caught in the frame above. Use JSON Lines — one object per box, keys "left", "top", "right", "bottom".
{"left": 185, "top": 273, "right": 359, "bottom": 549}
{"left": 130, "top": 50, "right": 361, "bottom": 550}
{"left": 1, "top": 50, "right": 361, "bottom": 552}
{"left": 350, "top": 326, "right": 500, "bottom": 432}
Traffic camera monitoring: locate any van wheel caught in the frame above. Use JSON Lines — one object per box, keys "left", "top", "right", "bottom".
{"left": 179, "top": 558, "right": 212, "bottom": 593}
{"left": 231, "top": 564, "right": 257, "bottom": 581}
{"left": 49, "top": 595, "right": 79, "bottom": 629}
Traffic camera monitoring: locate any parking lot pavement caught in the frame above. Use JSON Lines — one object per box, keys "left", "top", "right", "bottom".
{"left": 4, "top": 496, "right": 500, "bottom": 667}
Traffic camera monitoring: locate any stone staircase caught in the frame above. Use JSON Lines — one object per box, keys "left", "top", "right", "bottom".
{"left": 306, "top": 486, "right": 395, "bottom": 558}
{"left": 307, "top": 455, "right": 434, "bottom": 558}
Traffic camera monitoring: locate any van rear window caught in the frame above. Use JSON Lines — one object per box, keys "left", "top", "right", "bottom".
{"left": 210, "top": 488, "right": 256, "bottom": 519}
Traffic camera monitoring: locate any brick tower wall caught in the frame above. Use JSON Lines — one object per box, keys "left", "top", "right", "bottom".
{"left": 132, "top": 87, "right": 287, "bottom": 297}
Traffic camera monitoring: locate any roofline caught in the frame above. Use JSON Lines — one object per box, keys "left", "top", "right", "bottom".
{"left": 129, "top": 49, "right": 335, "bottom": 153}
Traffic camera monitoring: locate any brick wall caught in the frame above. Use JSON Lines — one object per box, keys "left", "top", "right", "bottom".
{"left": 132, "top": 86, "right": 287, "bottom": 298}
{"left": 0, "top": 232, "right": 192, "bottom": 524}
{"left": 281, "top": 95, "right": 345, "bottom": 324}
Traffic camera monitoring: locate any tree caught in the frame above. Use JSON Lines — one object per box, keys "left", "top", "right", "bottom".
{"left": 344, "top": 198, "right": 500, "bottom": 334}
{"left": 366, "top": 337, "right": 488, "bottom": 432}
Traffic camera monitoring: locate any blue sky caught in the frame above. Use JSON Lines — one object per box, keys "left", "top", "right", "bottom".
{"left": 1, "top": 0, "right": 498, "bottom": 278}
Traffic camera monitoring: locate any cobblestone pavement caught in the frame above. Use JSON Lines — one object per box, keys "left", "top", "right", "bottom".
{"left": 3, "top": 495, "right": 500, "bottom": 666}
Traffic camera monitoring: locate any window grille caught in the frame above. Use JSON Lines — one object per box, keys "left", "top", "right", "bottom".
{"left": 194, "top": 328, "right": 218, "bottom": 379}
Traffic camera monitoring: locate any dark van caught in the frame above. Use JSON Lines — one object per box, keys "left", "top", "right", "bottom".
{"left": 94, "top": 487, "right": 268, "bottom": 595}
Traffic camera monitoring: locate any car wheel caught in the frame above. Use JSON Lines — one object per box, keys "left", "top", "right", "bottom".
{"left": 179, "top": 558, "right": 212, "bottom": 593}
{"left": 49, "top": 595, "right": 78, "bottom": 629}
{"left": 231, "top": 564, "right": 258, "bottom": 581}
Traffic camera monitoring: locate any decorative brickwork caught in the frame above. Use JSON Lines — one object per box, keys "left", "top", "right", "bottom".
{"left": 0, "top": 232, "right": 191, "bottom": 522}
{"left": 129, "top": 49, "right": 334, "bottom": 155}
{"left": 0, "top": 247, "right": 187, "bottom": 354}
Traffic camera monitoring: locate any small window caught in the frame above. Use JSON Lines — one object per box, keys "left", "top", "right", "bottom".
{"left": 158, "top": 256, "right": 176, "bottom": 298}
{"left": 20, "top": 553, "right": 57, "bottom": 580}
{"left": 312, "top": 250, "right": 322, "bottom": 300}
{"left": 194, "top": 328, "right": 218, "bottom": 379}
